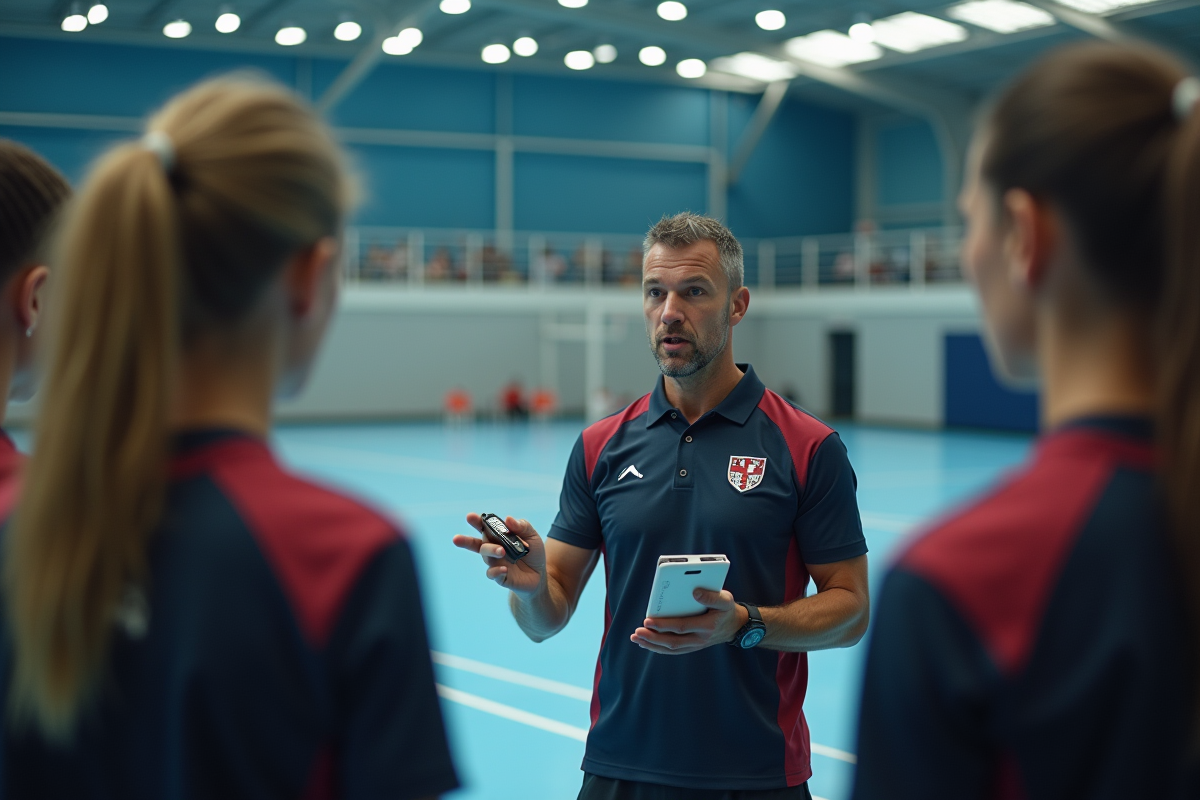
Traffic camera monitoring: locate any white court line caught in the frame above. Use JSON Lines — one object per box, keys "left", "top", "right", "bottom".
{"left": 437, "top": 684, "right": 589, "bottom": 742}
{"left": 435, "top": 655, "right": 858, "bottom": 765}
{"left": 811, "top": 743, "right": 857, "bottom": 764}
{"left": 280, "top": 443, "right": 564, "bottom": 493}
{"left": 432, "top": 652, "right": 593, "bottom": 701}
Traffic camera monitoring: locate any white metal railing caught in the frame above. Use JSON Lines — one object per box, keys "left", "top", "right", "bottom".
{"left": 342, "top": 225, "right": 964, "bottom": 290}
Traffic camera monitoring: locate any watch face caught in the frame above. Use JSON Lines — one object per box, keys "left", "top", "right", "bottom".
{"left": 742, "top": 628, "right": 766, "bottom": 649}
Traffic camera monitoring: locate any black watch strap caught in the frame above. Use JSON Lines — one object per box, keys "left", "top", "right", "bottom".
{"left": 730, "top": 602, "right": 766, "bottom": 649}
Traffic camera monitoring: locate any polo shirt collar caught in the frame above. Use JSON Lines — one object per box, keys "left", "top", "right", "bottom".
{"left": 646, "top": 363, "right": 766, "bottom": 428}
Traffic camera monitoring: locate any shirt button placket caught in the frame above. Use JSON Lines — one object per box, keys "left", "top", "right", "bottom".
{"left": 675, "top": 430, "right": 694, "bottom": 489}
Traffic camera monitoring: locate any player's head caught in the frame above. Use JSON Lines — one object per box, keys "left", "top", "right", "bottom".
{"left": 961, "top": 43, "right": 1192, "bottom": 384}
{"left": 642, "top": 213, "right": 750, "bottom": 379}
{"left": 0, "top": 139, "right": 70, "bottom": 402}
{"left": 4, "top": 76, "right": 352, "bottom": 740}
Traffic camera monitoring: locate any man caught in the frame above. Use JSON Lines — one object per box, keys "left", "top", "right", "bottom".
{"left": 453, "top": 212, "right": 870, "bottom": 800}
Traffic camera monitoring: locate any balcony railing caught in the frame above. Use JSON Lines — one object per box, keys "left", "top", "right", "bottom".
{"left": 343, "top": 225, "right": 964, "bottom": 290}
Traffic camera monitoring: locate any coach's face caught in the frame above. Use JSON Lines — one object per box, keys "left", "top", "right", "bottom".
{"left": 643, "top": 240, "right": 748, "bottom": 379}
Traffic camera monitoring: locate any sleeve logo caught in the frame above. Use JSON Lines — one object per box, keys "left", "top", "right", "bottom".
{"left": 727, "top": 456, "right": 767, "bottom": 493}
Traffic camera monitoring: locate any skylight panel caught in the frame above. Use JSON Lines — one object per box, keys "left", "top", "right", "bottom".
{"left": 869, "top": 12, "right": 969, "bottom": 53}
{"left": 947, "top": 0, "right": 1056, "bottom": 33}
{"left": 784, "top": 30, "right": 883, "bottom": 68}
{"left": 1051, "top": 0, "right": 1159, "bottom": 12}
{"left": 711, "top": 53, "right": 798, "bottom": 83}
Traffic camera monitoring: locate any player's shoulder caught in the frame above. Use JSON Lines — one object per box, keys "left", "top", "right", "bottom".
{"left": 582, "top": 394, "right": 652, "bottom": 440}
{"left": 579, "top": 394, "right": 652, "bottom": 472}
{"left": 755, "top": 389, "right": 836, "bottom": 442}
{"left": 892, "top": 439, "right": 1130, "bottom": 672}
{"left": 210, "top": 444, "right": 402, "bottom": 548}
{"left": 899, "top": 430, "right": 1138, "bottom": 584}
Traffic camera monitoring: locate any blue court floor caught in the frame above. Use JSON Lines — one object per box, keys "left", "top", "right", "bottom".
{"left": 271, "top": 420, "right": 1035, "bottom": 800}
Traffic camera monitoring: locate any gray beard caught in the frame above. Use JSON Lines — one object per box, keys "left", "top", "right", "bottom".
{"left": 649, "top": 310, "right": 730, "bottom": 379}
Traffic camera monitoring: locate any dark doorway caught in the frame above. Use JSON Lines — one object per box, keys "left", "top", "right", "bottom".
{"left": 830, "top": 330, "right": 856, "bottom": 419}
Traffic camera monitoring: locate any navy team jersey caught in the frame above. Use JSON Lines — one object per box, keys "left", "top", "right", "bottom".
{"left": 549, "top": 364, "right": 867, "bottom": 790}
{"left": 1, "top": 429, "right": 459, "bottom": 800}
{"left": 853, "top": 417, "right": 1199, "bottom": 800}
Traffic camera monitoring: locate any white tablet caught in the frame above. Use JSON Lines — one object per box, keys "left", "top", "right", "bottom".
{"left": 645, "top": 554, "right": 730, "bottom": 619}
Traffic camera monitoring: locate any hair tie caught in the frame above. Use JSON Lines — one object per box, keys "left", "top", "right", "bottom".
{"left": 1174, "top": 77, "right": 1200, "bottom": 122}
{"left": 141, "top": 130, "right": 176, "bottom": 174}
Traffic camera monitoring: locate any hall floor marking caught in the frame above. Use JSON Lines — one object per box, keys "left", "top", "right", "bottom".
{"left": 434, "top": 652, "right": 859, "bottom": 764}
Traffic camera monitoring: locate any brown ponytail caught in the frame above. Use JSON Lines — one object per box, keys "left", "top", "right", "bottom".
{"left": 1159, "top": 85, "right": 1200, "bottom": 710}
{"left": 981, "top": 42, "right": 1200, "bottom": 722}
{"left": 3, "top": 77, "right": 351, "bottom": 740}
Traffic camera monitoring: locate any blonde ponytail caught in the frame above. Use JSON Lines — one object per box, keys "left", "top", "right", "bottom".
{"left": 3, "top": 76, "right": 350, "bottom": 740}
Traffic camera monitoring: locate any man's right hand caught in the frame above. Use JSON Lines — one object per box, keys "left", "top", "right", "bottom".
{"left": 453, "top": 514, "right": 547, "bottom": 598}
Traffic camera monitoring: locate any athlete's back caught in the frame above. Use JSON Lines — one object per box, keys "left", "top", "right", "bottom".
{"left": 854, "top": 418, "right": 1197, "bottom": 798}
{"left": 3, "top": 431, "right": 455, "bottom": 799}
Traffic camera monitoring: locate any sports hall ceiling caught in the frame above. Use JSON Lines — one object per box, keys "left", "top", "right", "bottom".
{"left": 2, "top": 0, "right": 1198, "bottom": 113}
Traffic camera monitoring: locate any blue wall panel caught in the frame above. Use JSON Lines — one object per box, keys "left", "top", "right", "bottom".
{"left": 876, "top": 119, "right": 943, "bottom": 206}
{"left": 0, "top": 36, "right": 859, "bottom": 237}
{"left": 514, "top": 154, "right": 706, "bottom": 233}
{"left": 944, "top": 333, "right": 1039, "bottom": 432}
{"left": 320, "top": 61, "right": 495, "bottom": 134}
{"left": 725, "top": 95, "right": 855, "bottom": 238}
{"left": 513, "top": 76, "right": 708, "bottom": 146}
{"left": 348, "top": 145, "right": 494, "bottom": 229}
{"left": 0, "top": 37, "right": 295, "bottom": 117}
{"left": 0, "top": 126, "right": 128, "bottom": 184}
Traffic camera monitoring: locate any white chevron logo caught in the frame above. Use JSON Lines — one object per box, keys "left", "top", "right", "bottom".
{"left": 618, "top": 465, "right": 644, "bottom": 481}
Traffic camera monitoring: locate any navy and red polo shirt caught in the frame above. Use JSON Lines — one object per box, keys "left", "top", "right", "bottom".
{"left": 853, "top": 417, "right": 1200, "bottom": 800}
{"left": 549, "top": 364, "right": 867, "bottom": 790}
{"left": 1, "top": 429, "right": 458, "bottom": 800}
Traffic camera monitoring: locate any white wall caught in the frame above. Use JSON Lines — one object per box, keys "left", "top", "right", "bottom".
{"left": 4, "top": 285, "right": 982, "bottom": 428}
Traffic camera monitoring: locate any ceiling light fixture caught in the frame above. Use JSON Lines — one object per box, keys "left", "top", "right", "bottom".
{"left": 848, "top": 21, "right": 875, "bottom": 42}
{"left": 558, "top": 0, "right": 588, "bottom": 7}
{"left": 869, "top": 12, "right": 968, "bottom": 53}
{"left": 87, "top": 4, "right": 107, "bottom": 24}
{"left": 676, "top": 58, "right": 706, "bottom": 78}
{"left": 215, "top": 11, "right": 240, "bottom": 32}
{"left": 440, "top": 0, "right": 471, "bottom": 14}
{"left": 61, "top": 13, "right": 87, "bottom": 31}
{"left": 657, "top": 1, "right": 687, "bottom": 21}
{"left": 784, "top": 30, "right": 882, "bottom": 67}
{"left": 334, "top": 21, "right": 362, "bottom": 41}
{"left": 513, "top": 36, "right": 538, "bottom": 56}
{"left": 711, "top": 52, "right": 797, "bottom": 83}
{"left": 639, "top": 45, "right": 667, "bottom": 66}
{"left": 755, "top": 9, "right": 786, "bottom": 30}
{"left": 275, "top": 25, "right": 306, "bottom": 46}
{"left": 565, "top": 50, "right": 595, "bottom": 69}
{"left": 163, "top": 19, "right": 192, "bottom": 38}
{"left": 593, "top": 44, "right": 617, "bottom": 63}
{"left": 482, "top": 43, "right": 511, "bottom": 64}
{"left": 946, "top": 0, "right": 1055, "bottom": 32}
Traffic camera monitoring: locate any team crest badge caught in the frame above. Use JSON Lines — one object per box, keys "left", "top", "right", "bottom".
{"left": 728, "top": 456, "right": 767, "bottom": 493}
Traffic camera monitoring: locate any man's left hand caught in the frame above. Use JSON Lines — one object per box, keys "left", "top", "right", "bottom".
{"left": 630, "top": 589, "right": 748, "bottom": 655}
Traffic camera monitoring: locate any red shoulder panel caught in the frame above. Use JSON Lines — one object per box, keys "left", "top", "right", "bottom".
{"left": 899, "top": 429, "right": 1150, "bottom": 676}
{"left": 582, "top": 394, "right": 651, "bottom": 482}
{"left": 199, "top": 440, "right": 400, "bottom": 648}
{"left": 0, "top": 432, "right": 24, "bottom": 521}
{"left": 756, "top": 390, "right": 834, "bottom": 489}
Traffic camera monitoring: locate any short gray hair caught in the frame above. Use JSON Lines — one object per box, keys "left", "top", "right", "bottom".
{"left": 643, "top": 212, "right": 744, "bottom": 292}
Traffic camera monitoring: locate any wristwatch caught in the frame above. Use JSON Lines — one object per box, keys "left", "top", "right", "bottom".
{"left": 729, "top": 602, "right": 766, "bottom": 649}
